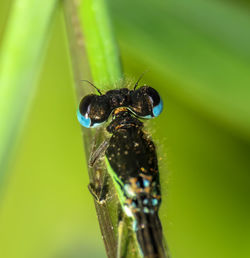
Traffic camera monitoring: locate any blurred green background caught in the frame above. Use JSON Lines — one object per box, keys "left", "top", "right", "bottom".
{"left": 1, "top": 0, "right": 250, "bottom": 258}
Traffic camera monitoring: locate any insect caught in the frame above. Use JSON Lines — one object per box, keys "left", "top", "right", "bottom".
{"left": 77, "top": 80, "right": 167, "bottom": 258}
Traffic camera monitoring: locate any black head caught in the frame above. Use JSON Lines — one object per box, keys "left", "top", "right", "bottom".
{"left": 77, "top": 86, "right": 163, "bottom": 128}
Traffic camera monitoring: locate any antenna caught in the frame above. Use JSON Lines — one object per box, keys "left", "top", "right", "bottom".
{"left": 133, "top": 70, "right": 149, "bottom": 90}
{"left": 80, "top": 80, "right": 102, "bottom": 95}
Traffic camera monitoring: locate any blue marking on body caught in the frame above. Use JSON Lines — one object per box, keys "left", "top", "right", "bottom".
{"left": 143, "top": 179, "right": 150, "bottom": 188}
{"left": 143, "top": 207, "right": 149, "bottom": 213}
{"left": 124, "top": 184, "right": 136, "bottom": 198}
{"left": 77, "top": 109, "right": 91, "bottom": 128}
{"left": 153, "top": 98, "right": 163, "bottom": 117}
{"left": 132, "top": 201, "right": 137, "bottom": 208}
{"left": 142, "top": 114, "right": 152, "bottom": 119}
{"left": 143, "top": 199, "right": 148, "bottom": 205}
{"left": 124, "top": 184, "right": 130, "bottom": 194}
{"left": 124, "top": 205, "right": 133, "bottom": 217}
{"left": 152, "top": 198, "right": 158, "bottom": 206}
{"left": 133, "top": 220, "right": 138, "bottom": 231}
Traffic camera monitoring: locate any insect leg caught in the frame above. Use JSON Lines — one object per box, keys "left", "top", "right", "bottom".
{"left": 89, "top": 139, "right": 109, "bottom": 167}
{"left": 87, "top": 134, "right": 110, "bottom": 203}
{"left": 88, "top": 167, "right": 110, "bottom": 204}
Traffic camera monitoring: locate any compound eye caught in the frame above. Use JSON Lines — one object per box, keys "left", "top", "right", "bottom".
{"left": 77, "top": 95, "right": 97, "bottom": 128}
{"left": 77, "top": 94, "right": 110, "bottom": 128}
{"left": 148, "top": 88, "right": 163, "bottom": 117}
{"left": 130, "top": 86, "right": 163, "bottom": 118}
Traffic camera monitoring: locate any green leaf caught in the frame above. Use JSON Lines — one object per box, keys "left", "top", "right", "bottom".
{"left": 109, "top": 0, "right": 250, "bottom": 139}
{"left": 0, "top": 0, "right": 58, "bottom": 183}
{"left": 79, "top": 0, "right": 123, "bottom": 86}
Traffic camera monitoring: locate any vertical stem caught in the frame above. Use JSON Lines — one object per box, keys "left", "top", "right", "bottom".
{"left": 63, "top": 0, "right": 124, "bottom": 257}
{"left": 79, "top": 0, "right": 122, "bottom": 85}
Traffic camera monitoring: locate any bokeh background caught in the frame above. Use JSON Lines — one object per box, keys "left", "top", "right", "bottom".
{"left": 1, "top": 0, "right": 250, "bottom": 258}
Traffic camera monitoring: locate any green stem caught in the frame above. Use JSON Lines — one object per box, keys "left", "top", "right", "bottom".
{"left": 80, "top": 0, "right": 123, "bottom": 86}
{"left": 63, "top": 1, "right": 119, "bottom": 257}
{"left": 64, "top": 0, "right": 141, "bottom": 257}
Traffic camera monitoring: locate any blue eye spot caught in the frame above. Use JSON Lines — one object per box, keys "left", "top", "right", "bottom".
{"left": 77, "top": 109, "right": 103, "bottom": 128}
{"left": 153, "top": 98, "right": 163, "bottom": 117}
{"left": 77, "top": 109, "right": 91, "bottom": 128}
{"left": 137, "top": 97, "right": 163, "bottom": 119}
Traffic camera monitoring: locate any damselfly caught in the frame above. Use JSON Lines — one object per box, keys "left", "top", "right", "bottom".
{"left": 77, "top": 80, "right": 167, "bottom": 258}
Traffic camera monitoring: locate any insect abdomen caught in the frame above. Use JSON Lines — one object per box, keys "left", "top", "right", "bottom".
{"left": 134, "top": 211, "right": 166, "bottom": 258}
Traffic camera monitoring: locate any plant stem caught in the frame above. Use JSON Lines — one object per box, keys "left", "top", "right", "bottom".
{"left": 63, "top": 0, "right": 142, "bottom": 257}
{"left": 63, "top": 1, "right": 120, "bottom": 257}
{"left": 80, "top": 0, "right": 122, "bottom": 86}
{"left": 64, "top": 0, "right": 143, "bottom": 258}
